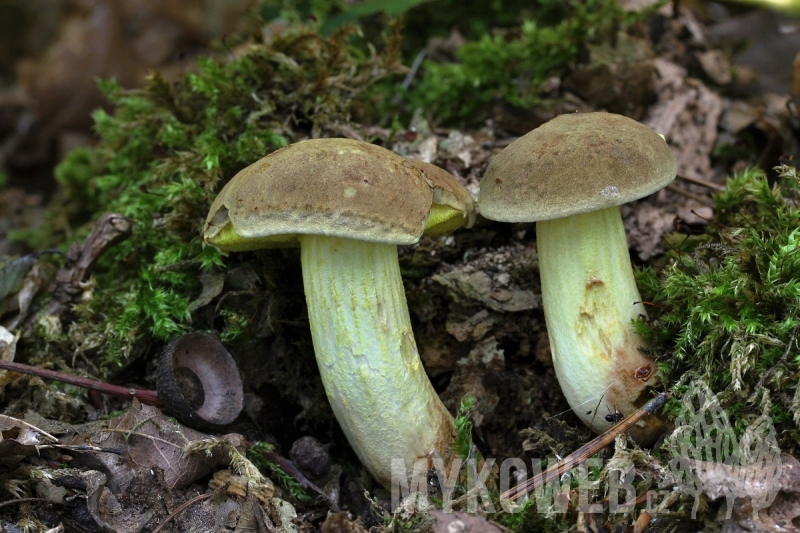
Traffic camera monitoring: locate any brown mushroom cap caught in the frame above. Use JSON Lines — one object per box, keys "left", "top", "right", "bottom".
{"left": 204, "top": 138, "right": 475, "bottom": 251}
{"left": 478, "top": 112, "right": 677, "bottom": 222}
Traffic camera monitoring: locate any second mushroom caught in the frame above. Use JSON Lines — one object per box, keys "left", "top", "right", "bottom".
{"left": 478, "top": 112, "right": 677, "bottom": 442}
{"left": 204, "top": 138, "right": 475, "bottom": 487}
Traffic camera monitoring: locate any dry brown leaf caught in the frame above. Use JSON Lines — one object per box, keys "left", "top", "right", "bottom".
{"left": 711, "top": 454, "right": 800, "bottom": 533}
{"left": 83, "top": 470, "right": 153, "bottom": 533}
{"left": 646, "top": 58, "right": 723, "bottom": 183}
{"left": 695, "top": 50, "right": 732, "bottom": 85}
{"left": 0, "top": 413, "right": 57, "bottom": 458}
{"left": 68, "top": 400, "right": 243, "bottom": 491}
{"left": 188, "top": 271, "right": 225, "bottom": 312}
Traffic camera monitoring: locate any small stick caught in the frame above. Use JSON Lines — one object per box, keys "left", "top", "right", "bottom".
{"left": 0, "top": 498, "right": 49, "bottom": 509}
{"left": 500, "top": 392, "right": 669, "bottom": 501}
{"left": 401, "top": 50, "right": 426, "bottom": 91}
{"left": 666, "top": 184, "right": 715, "bottom": 207}
{"left": 261, "top": 449, "right": 341, "bottom": 511}
{"left": 151, "top": 491, "right": 216, "bottom": 533}
{"left": 677, "top": 174, "right": 726, "bottom": 192}
{"left": 0, "top": 360, "right": 162, "bottom": 407}
{"left": 634, "top": 300, "right": 672, "bottom": 311}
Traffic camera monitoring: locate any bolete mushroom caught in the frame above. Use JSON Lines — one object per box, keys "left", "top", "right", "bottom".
{"left": 203, "top": 138, "right": 475, "bottom": 487}
{"left": 478, "top": 112, "right": 676, "bottom": 442}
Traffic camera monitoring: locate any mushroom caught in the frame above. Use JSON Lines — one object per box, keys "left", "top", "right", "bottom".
{"left": 157, "top": 332, "right": 244, "bottom": 430}
{"left": 203, "top": 138, "right": 475, "bottom": 487}
{"left": 478, "top": 112, "right": 676, "bottom": 442}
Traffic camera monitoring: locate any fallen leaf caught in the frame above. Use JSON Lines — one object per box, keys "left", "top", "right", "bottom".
{"left": 712, "top": 454, "right": 800, "bottom": 533}
{"left": 0, "top": 251, "right": 57, "bottom": 321}
{"left": 68, "top": 400, "right": 244, "bottom": 491}
{"left": 0, "top": 254, "right": 41, "bottom": 307}
{"left": 696, "top": 50, "right": 732, "bottom": 85}
{"left": 83, "top": 470, "right": 153, "bottom": 533}
{"left": 188, "top": 271, "right": 225, "bottom": 311}
{"left": 0, "top": 414, "right": 58, "bottom": 459}
{"left": 646, "top": 58, "right": 723, "bottom": 184}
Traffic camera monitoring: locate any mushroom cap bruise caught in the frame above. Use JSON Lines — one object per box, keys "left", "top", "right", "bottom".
{"left": 204, "top": 138, "right": 475, "bottom": 251}
{"left": 478, "top": 112, "right": 677, "bottom": 222}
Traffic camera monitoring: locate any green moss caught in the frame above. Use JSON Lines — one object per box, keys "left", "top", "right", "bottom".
{"left": 453, "top": 395, "right": 475, "bottom": 460}
{"left": 28, "top": 22, "right": 404, "bottom": 371}
{"left": 636, "top": 165, "right": 800, "bottom": 450}
{"left": 400, "top": 0, "right": 659, "bottom": 125}
{"left": 261, "top": 1, "right": 660, "bottom": 127}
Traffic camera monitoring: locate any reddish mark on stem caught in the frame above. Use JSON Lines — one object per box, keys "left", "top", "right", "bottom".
{"left": 635, "top": 364, "right": 653, "bottom": 382}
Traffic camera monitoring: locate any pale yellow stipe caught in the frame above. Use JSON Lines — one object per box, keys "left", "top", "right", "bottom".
{"left": 300, "top": 235, "right": 454, "bottom": 488}
{"left": 537, "top": 207, "right": 658, "bottom": 437}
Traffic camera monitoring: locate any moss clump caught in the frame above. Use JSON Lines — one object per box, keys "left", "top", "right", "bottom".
{"left": 452, "top": 395, "right": 475, "bottom": 460}
{"left": 400, "top": 0, "right": 657, "bottom": 125}
{"left": 30, "top": 22, "right": 405, "bottom": 371}
{"left": 636, "top": 165, "right": 800, "bottom": 450}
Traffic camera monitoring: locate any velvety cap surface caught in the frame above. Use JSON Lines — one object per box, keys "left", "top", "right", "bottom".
{"left": 478, "top": 112, "right": 677, "bottom": 222}
{"left": 204, "top": 138, "right": 474, "bottom": 250}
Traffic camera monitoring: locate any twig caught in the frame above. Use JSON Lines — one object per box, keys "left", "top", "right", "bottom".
{"left": 6, "top": 416, "right": 59, "bottom": 442}
{"left": 47, "top": 213, "right": 133, "bottom": 321}
{"left": 489, "top": 520, "right": 517, "bottom": 533}
{"left": 262, "top": 450, "right": 341, "bottom": 511}
{"left": 51, "top": 444, "right": 125, "bottom": 455}
{"left": 400, "top": 50, "right": 426, "bottom": 91}
{"left": 248, "top": 486, "right": 271, "bottom": 533}
{"left": 0, "top": 498, "right": 49, "bottom": 508}
{"left": 666, "top": 184, "right": 715, "bottom": 207}
{"left": 500, "top": 392, "right": 669, "bottom": 501}
{"left": 151, "top": 490, "right": 217, "bottom": 533}
{"left": 99, "top": 428, "right": 184, "bottom": 450}
{"left": 0, "top": 360, "right": 162, "bottom": 407}
{"left": 677, "top": 174, "right": 726, "bottom": 192}
{"left": 749, "top": 326, "right": 798, "bottom": 402}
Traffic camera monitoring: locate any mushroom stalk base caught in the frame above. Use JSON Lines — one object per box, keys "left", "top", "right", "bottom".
{"left": 300, "top": 235, "right": 454, "bottom": 488}
{"left": 537, "top": 207, "right": 660, "bottom": 439}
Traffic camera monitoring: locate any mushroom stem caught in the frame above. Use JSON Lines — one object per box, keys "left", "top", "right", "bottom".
{"left": 537, "top": 207, "right": 659, "bottom": 437}
{"left": 300, "top": 234, "right": 454, "bottom": 488}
